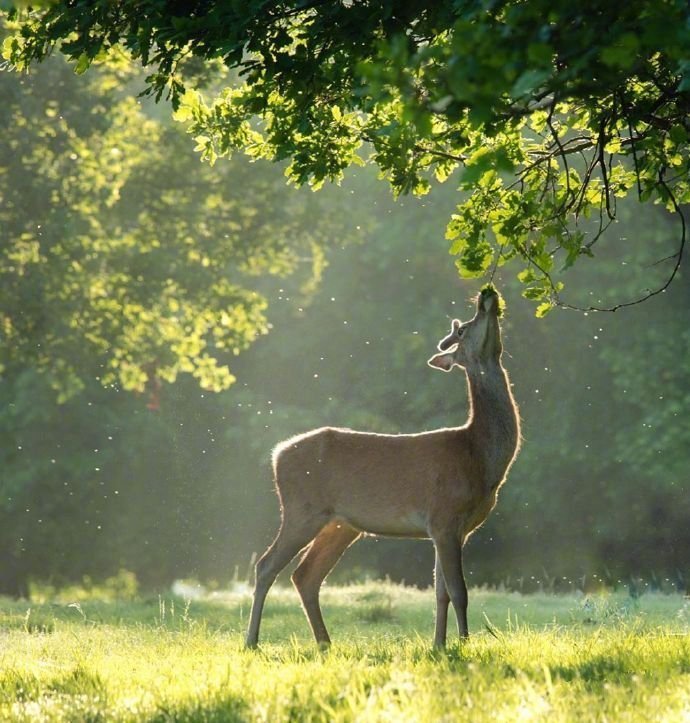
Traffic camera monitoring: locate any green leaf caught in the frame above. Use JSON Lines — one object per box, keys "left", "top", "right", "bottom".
{"left": 600, "top": 33, "right": 639, "bottom": 69}
{"left": 517, "top": 268, "right": 537, "bottom": 284}
{"left": 511, "top": 69, "right": 550, "bottom": 98}
{"left": 535, "top": 301, "right": 553, "bottom": 318}
{"left": 74, "top": 53, "right": 91, "bottom": 75}
{"left": 522, "top": 282, "right": 549, "bottom": 301}
{"left": 1, "top": 35, "right": 17, "bottom": 62}
{"left": 669, "top": 125, "right": 687, "bottom": 145}
{"left": 455, "top": 240, "right": 493, "bottom": 278}
{"left": 527, "top": 43, "right": 553, "bottom": 66}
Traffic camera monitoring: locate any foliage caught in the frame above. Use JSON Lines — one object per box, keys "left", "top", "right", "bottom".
{"left": 0, "top": 584, "right": 688, "bottom": 721}
{"left": 0, "top": 46, "right": 352, "bottom": 594}
{"left": 5, "top": 0, "right": 690, "bottom": 311}
{"left": 0, "top": 46, "right": 342, "bottom": 401}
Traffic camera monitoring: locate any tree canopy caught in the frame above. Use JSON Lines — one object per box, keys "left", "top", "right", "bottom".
{"left": 5, "top": 0, "right": 690, "bottom": 313}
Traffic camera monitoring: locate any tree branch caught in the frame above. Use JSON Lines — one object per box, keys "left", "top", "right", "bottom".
{"left": 554, "top": 169, "right": 686, "bottom": 312}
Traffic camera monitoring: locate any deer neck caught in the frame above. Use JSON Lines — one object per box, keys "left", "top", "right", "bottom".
{"left": 464, "top": 358, "right": 520, "bottom": 490}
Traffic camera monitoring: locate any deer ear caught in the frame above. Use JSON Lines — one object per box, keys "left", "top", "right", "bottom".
{"left": 427, "top": 352, "right": 455, "bottom": 372}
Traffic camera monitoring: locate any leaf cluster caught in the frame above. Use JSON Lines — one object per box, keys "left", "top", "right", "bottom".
{"left": 5, "top": 0, "right": 690, "bottom": 311}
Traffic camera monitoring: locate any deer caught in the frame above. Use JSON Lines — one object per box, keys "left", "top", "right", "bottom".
{"left": 245, "top": 287, "right": 521, "bottom": 649}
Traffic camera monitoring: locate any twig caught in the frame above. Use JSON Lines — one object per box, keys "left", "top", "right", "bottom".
{"left": 488, "top": 243, "right": 505, "bottom": 284}
{"left": 555, "top": 169, "right": 686, "bottom": 312}
{"left": 545, "top": 98, "right": 574, "bottom": 214}
{"left": 597, "top": 117, "right": 614, "bottom": 221}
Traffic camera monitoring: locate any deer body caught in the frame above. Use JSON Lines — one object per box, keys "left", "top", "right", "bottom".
{"left": 245, "top": 289, "right": 520, "bottom": 648}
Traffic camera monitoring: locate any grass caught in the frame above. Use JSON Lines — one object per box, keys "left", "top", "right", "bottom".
{"left": 0, "top": 582, "right": 688, "bottom": 721}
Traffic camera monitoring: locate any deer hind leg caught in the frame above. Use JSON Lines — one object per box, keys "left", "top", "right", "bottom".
{"left": 433, "top": 533, "right": 469, "bottom": 641}
{"left": 291, "top": 520, "right": 360, "bottom": 646}
{"left": 245, "top": 511, "right": 329, "bottom": 648}
{"left": 433, "top": 552, "right": 451, "bottom": 648}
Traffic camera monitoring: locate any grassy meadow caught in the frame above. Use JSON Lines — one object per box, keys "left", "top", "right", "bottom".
{"left": 1, "top": 581, "right": 688, "bottom": 722}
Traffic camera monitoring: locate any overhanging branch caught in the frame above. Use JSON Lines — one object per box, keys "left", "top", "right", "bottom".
{"left": 554, "top": 170, "right": 686, "bottom": 312}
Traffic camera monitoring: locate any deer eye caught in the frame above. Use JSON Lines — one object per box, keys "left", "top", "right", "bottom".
{"left": 457, "top": 327, "right": 465, "bottom": 337}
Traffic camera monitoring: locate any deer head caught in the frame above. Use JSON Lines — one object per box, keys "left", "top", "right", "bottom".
{"left": 428, "top": 288, "right": 503, "bottom": 372}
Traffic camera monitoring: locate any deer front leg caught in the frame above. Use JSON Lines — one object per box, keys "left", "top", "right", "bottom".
{"left": 433, "top": 533, "right": 469, "bottom": 641}
{"left": 433, "top": 552, "right": 450, "bottom": 648}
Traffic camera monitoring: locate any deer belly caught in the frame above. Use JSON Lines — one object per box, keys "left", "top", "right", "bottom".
{"left": 344, "top": 508, "right": 429, "bottom": 538}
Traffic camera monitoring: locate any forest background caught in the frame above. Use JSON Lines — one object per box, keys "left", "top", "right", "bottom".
{"left": 1, "top": 39, "right": 688, "bottom": 598}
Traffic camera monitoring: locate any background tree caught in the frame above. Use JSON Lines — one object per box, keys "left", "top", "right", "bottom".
{"left": 0, "top": 48, "right": 354, "bottom": 593}
{"left": 5, "top": 0, "right": 690, "bottom": 311}
{"left": 0, "top": 45, "right": 347, "bottom": 402}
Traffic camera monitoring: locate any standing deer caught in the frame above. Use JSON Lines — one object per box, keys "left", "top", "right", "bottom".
{"left": 245, "top": 287, "right": 521, "bottom": 648}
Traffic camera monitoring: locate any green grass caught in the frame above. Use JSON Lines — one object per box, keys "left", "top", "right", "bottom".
{"left": 1, "top": 582, "right": 688, "bottom": 721}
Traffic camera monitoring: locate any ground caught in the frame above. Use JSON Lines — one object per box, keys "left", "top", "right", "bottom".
{"left": 1, "top": 581, "right": 688, "bottom": 721}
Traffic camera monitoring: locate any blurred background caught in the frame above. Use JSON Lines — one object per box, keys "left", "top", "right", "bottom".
{"left": 1, "top": 53, "right": 688, "bottom": 598}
